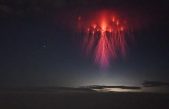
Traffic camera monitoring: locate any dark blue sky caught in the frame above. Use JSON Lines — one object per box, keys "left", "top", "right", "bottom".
{"left": 0, "top": 0, "right": 169, "bottom": 87}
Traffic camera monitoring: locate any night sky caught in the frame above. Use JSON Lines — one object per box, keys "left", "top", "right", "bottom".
{"left": 0, "top": 0, "right": 169, "bottom": 88}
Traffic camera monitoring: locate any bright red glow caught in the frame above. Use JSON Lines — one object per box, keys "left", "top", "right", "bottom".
{"left": 78, "top": 11, "right": 129, "bottom": 68}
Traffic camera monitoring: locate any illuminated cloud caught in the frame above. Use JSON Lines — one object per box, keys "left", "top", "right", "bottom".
{"left": 86, "top": 85, "right": 142, "bottom": 92}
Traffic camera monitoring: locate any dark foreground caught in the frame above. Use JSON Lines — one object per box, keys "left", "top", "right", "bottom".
{"left": 0, "top": 90, "right": 169, "bottom": 109}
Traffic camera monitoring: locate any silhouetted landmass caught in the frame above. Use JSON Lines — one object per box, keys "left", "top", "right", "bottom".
{"left": 0, "top": 87, "right": 169, "bottom": 109}
{"left": 0, "top": 86, "right": 95, "bottom": 93}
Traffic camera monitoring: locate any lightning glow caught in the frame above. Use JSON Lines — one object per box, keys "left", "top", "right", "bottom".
{"left": 78, "top": 11, "right": 130, "bottom": 68}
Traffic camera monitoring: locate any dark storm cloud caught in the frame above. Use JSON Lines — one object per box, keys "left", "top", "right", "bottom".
{"left": 0, "top": 0, "right": 65, "bottom": 17}
{"left": 143, "top": 81, "right": 169, "bottom": 87}
{"left": 0, "top": 0, "right": 168, "bottom": 18}
{"left": 86, "top": 85, "right": 141, "bottom": 90}
{"left": 0, "top": 0, "right": 95, "bottom": 17}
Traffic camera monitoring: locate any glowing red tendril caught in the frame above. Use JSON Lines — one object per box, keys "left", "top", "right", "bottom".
{"left": 78, "top": 11, "right": 129, "bottom": 68}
